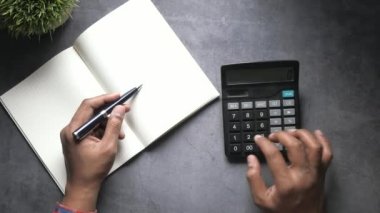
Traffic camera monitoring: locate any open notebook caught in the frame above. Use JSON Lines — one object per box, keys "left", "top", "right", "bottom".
{"left": 0, "top": 0, "right": 219, "bottom": 193}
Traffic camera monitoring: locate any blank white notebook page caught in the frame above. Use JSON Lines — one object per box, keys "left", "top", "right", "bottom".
{"left": 74, "top": 0, "right": 219, "bottom": 145}
{"left": 0, "top": 48, "right": 145, "bottom": 192}
{"left": 0, "top": 48, "right": 104, "bottom": 192}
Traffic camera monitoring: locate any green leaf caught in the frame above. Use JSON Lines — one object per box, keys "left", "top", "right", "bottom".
{"left": 0, "top": 0, "right": 79, "bottom": 37}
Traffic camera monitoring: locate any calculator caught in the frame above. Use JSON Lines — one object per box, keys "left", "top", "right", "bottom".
{"left": 221, "top": 61, "right": 301, "bottom": 161}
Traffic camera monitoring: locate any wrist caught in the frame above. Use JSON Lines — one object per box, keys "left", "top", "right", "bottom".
{"left": 62, "top": 182, "right": 101, "bottom": 212}
{"left": 55, "top": 202, "right": 97, "bottom": 213}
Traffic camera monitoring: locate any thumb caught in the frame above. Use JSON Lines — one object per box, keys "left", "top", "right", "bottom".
{"left": 102, "top": 105, "right": 126, "bottom": 144}
{"left": 246, "top": 155, "right": 268, "bottom": 205}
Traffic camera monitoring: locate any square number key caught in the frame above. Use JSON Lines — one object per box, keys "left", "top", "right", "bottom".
{"left": 242, "top": 121, "right": 254, "bottom": 131}
{"left": 242, "top": 110, "right": 253, "bottom": 120}
{"left": 256, "top": 121, "right": 268, "bottom": 131}
{"left": 230, "top": 144, "right": 242, "bottom": 154}
{"left": 255, "top": 110, "right": 268, "bottom": 119}
{"left": 229, "top": 133, "right": 241, "bottom": 143}
{"left": 229, "top": 122, "right": 241, "bottom": 132}
{"left": 243, "top": 132, "right": 254, "bottom": 142}
{"left": 244, "top": 143, "right": 258, "bottom": 154}
{"left": 228, "top": 111, "right": 240, "bottom": 121}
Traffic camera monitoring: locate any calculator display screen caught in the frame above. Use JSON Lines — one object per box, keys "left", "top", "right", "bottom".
{"left": 226, "top": 67, "right": 294, "bottom": 85}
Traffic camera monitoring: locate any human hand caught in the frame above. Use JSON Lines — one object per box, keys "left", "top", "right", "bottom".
{"left": 59, "top": 93, "right": 129, "bottom": 211}
{"left": 246, "top": 129, "right": 333, "bottom": 213}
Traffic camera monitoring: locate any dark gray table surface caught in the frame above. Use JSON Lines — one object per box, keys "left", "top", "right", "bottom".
{"left": 1, "top": 0, "right": 379, "bottom": 212}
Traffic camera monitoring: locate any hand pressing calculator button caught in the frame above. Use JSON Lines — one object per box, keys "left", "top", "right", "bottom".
{"left": 222, "top": 61, "right": 301, "bottom": 161}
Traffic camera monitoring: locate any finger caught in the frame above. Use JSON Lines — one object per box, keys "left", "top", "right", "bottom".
{"left": 119, "top": 129, "right": 125, "bottom": 140}
{"left": 60, "top": 126, "right": 70, "bottom": 145}
{"left": 254, "top": 135, "right": 288, "bottom": 180}
{"left": 288, "top": 129, "right": 323, "bottom": 168}
{"left": 102, "top": 105, "right": 126, "bottom": 148}
{"left": 246, "top": 155, "right": 268, "bottom": 206}
{"left": 71, "top": 93, "right": 120, "bottom": 127}
{"left": 314, "top": 130, "right": 333, "bottom": 170}
{"left": 123, "top": 104, "right": 131, "bottom": 113}
{"left": 118, "top": 105, "right": 130, "bottom": 140}
{"left": 269, "top": 131, "right": 308, "bottom": 168}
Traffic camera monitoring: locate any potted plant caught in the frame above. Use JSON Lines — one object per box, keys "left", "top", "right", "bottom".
{"left": 0, "top": 0, "right": 78, "bottom": 38}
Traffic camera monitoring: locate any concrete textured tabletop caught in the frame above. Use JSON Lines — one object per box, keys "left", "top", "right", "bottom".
{"left": 0, "top": 0, "right": 379, "bottom": 212}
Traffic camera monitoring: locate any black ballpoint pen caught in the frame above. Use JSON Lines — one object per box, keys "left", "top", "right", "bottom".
{"left": 73, "top": 85, "right": 142, "bottom": 141}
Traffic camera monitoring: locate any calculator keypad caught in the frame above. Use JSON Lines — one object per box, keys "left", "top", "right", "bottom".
{"left": 226, "top": 89, "right": 298, "bottom": 156}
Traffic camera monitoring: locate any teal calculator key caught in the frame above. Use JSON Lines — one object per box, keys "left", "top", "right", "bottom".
{"left": 282, "top": 90, "right": 294, "bottom": 98}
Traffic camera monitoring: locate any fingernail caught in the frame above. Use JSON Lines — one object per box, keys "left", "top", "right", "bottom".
{"left": 247, "top": 155, "right": 256, "bottom": 168}
{"left": 315, "top": 129, "right": 324, "bottom": 136}
{"left": 254, "top": 134, "right": 262, "bottom": 142}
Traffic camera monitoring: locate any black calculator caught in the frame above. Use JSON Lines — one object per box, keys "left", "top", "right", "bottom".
{"left": 221, "top": 61, "right": 301, "bottom": 161}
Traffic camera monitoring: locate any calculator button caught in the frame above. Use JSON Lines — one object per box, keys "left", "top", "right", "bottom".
{"left": 269, "top": 109, "right": 282, "bottom": 117}
{"left": 242, "top": 110, "right": 253, "bottom": 120}
{"left": 228, "top": 111, "right": 240, "bottom": 121}
{"left": 282, "top": 90, "right": 295, "bottom": 98}
{"left": 256, "top": 121, "right": 268, "bottom": 131}
{"left": 270, "top": 118, "right": 282, "bottom": 126}
{"left": 229, "top": 122, "right": 241, "bottom": 132}
{"left": 284, "top": 126, "right": 296, "bottom": 131}
{"left": 229, "top": 133, "right": 241, "bottom": 143}
{"left": 284, "top": 117, "right": 296, "bottom": 125}
{"left": 255, "top": 110, "right": 268, "bottom": 119}
{"left": 227, "top": 102, "right": 239, "bottom": 110}
{"left": 242, "top": 121, "right": 254, "bottom": 131}
{"left": 244, "top": 143, "right": 258, "bottom": 154}
{"left": 243, "top": 133, "right": 254, "bottom": 142}
{"left": 255, "top": 101, "right": 267, "bottom": 108}
{"left": 230, "top": 144, "right": 242, "bottom": 154}
{"left": 283, "top": 99, "right": 295, "bottom": 107}
{"left": 270, "top": 127, "right": 282, "bottom": 133}
{"left": 241, "top": 101, "right": 253, "bottom": 109}
{"left": 269, "top": 100, "right": 281, "bottom": 108}
{"left": 283, "top": 108, "right": 295, "bottom": 116}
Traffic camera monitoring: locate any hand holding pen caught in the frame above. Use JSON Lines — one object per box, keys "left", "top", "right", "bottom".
{"left": 73, "top": 85, "right": 142, "bottom": 141}
{"left": 59, "top": 89, "right": 140, "bottom": 211}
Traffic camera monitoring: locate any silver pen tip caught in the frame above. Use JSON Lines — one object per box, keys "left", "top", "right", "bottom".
{"left": 137, "top": 84, "right": 143, "bottom": 91}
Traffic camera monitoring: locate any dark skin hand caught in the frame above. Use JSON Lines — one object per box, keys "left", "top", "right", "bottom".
{"left": 60, "top": 93, "right": 129, "bottom": 211}
{"left": 246, "top": 129, "right": 333, "bottom": 213}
